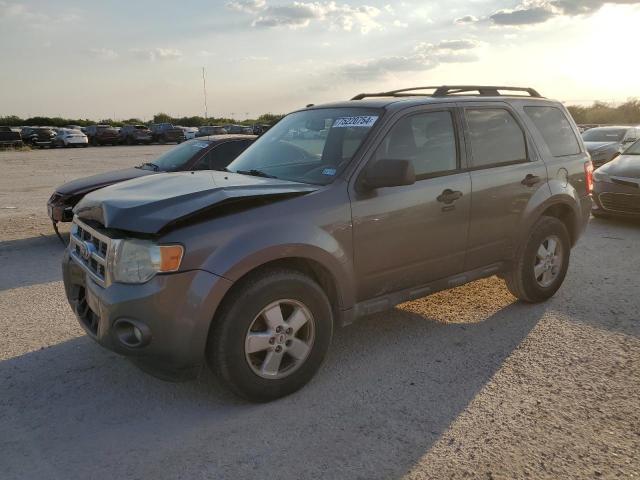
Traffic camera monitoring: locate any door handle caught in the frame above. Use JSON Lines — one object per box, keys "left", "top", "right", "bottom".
{"left": 437, "top": 189, "right": 463, "bottom": 204}
{"left": 521, "top": 174, "right": 541, "bottom": 187}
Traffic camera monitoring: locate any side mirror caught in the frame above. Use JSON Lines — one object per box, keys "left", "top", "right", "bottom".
{"left": 361, "top": 158, "right": 416, "bottom": 190}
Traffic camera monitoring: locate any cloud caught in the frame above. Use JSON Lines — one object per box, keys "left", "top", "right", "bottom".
{"left": 454, "top": 15, "right": 478, "bottom": 24}
{"left": 226, "top": 0, "right": 267, "bottom": 14}
{"left": 458, "top": 0, "right": 640, "bottom": 27}
{"left": 0, "top": 0, "right": 80, "bottom": 25}
{"left": 129, "top": 48, "right": 183, "bottom": 62}
{"left": 339, "top": 39, "right": 481, "bottom": 80}
{"left": 85, "top": 48, "right": 119, "bottom": 60}
{"left": 228, "top": 1, "right": 385, "bottom": 34}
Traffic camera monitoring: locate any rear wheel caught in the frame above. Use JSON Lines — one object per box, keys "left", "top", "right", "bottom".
{"left": 504, "top": 216, "right": 570, "bottom": 303}
{"left": 207, "top": 268, "right": 333, "bottom": 402}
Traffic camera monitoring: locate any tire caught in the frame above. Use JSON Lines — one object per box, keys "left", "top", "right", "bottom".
{"left": 207, "top": 268, "right": 333, "bottom": 402}
{"left": 504, "top": 216, "right": 571, "bottom": 303}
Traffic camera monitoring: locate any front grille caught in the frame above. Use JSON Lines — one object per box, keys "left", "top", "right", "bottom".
{"left": 69, "top": 217, "right": 116, "bottom": 287}
{"left": 599, "top": 192, "right": 640, "bottom": 214}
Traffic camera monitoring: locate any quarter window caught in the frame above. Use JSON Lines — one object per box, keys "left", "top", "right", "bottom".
{"left": 374, "top": 111, "right": 457, "bottom": 177}
{"left": 466, "top": 109, "right": 527, "bottom": 167}
{"left": 524, "top": 106, "right": 580, "bottom": 157}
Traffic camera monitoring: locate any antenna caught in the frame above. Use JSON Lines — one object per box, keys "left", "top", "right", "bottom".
{"left": 202, "top": 67, "right": 208, "bottom": 119}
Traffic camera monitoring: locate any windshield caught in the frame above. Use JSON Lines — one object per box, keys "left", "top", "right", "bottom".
{"left": 624, "top": 139, "right": 640, "bottom": 155}
{"left": 582, "top": 128, "right": 627, "bottom": 143}
{"left": 145, "top": 139, "right": 210, "bottom": 170}
{"left": 226, "top": 107, "right": 381, "bottom": 185}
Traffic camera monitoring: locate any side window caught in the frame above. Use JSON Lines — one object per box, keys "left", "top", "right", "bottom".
{"left": 195, "top": 141, "right": 251, "bottom": 170}
{"left": 524, "top": 106, "right": 581, "bottom": 157}
{"left": 374, "top": 110, "right": 457, "bottom": 177}
{"left": 466, "top": 108, "right": 527, "bottom": 167}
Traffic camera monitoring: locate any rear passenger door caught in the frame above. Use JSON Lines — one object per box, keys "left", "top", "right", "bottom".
{"left": 462, "top": 103, "right": 548, "bottom": 271}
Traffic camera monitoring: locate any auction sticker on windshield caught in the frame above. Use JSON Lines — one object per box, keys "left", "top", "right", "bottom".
{"left": 333, "top": 116, "right": 378, "bottom": 128}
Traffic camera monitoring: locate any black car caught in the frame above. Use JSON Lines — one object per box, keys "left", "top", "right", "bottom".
{"left": 0, "top": 126, "right": 23, "bottom": 148}
{"left": 21, "top": 127, "right": 57, "bottom": 147}
{"left": 196, "top": 125, "right": 228, "bottom": 137}
{"left": 222, "top": 124, "right": 246, "bottom": 134}
{"left": 592, "top": 139, "right": 640, "bottom": 218}
{"left": 150, "top": 123, "right": 186, "bottom": 144}
{"left": 47, "top": 135, "right": 256, "bottom": 225}
{"left": 119, "top": 125, "right": 153, "bottom": 145}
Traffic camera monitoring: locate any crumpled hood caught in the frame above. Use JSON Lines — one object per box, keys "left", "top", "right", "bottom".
{"left": 584, "top": 141, "right": 619, "bottom": 154}
{"left": 598, "top": 154, "right": 640, "bottom": 178}
{"left": 56, "top": 167, "right": 154, "bottom": 195}
{"left": 74, "top": 170, "right": 318, "bottom": 234}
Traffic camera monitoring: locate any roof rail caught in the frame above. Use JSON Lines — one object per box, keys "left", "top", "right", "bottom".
{"left": 351, "top": 85, "right": 542, "bottom": 100}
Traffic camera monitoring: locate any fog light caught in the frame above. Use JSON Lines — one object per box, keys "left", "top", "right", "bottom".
{"left": 114, "top": 319, "right": 150, "bottom": 348}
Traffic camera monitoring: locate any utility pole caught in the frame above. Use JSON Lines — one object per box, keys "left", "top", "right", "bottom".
{"left": 202, "top": 67, "right": 208, "bottom": 119}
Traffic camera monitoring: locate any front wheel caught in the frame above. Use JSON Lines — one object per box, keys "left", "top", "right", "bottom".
{"left": 207, "top": 268, "right": 333, "bottom": 402}
{"left": 504, "top": 216, "right": 571, "bottom": 303}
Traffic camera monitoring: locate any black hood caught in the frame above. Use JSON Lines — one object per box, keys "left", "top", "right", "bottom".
{"left": 56, "top": 167, "right": 155, "bottom": 196}
{"left": 599, "top": 154, "right": 640, "bottom": 178}
{"left": 74, "top": 171, "right": 318, "bottom": 234}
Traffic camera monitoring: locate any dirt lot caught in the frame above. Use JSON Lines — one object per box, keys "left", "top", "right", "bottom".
{"left": 0, "top": 146, "right": 639, "bottom": 480}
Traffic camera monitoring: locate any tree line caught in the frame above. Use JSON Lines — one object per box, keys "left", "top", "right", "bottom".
{"left": 566, "top": 99, "right": 640, "bottom": 125}
{"left": 2, "top": 100, "right": 639, "bottom": 128}
{"left": 0, "top": 112, "right": 285, "bottom": 128}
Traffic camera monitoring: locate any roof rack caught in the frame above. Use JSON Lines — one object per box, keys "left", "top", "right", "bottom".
{"left": 351, "top": 85, "right": 542, "bottom": 100}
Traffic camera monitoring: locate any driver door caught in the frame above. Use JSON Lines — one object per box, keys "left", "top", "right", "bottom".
{"left": 350, "top": 106, "right": 472, "bottom": 301}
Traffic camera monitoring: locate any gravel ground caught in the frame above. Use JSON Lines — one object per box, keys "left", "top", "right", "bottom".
{"left": 0, "top": 147, "right": 639, "bottom": 480}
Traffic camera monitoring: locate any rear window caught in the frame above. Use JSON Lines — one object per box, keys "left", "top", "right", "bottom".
{"left": 524, "top": 106, "right": 580, "bottom": 157}
{"left": 465, "top": 109, "right": 527, "bottom": 168}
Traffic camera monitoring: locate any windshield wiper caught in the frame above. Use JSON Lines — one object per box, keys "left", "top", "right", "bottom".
{"left": 235, "top": 169, "right": 277, "bottom": 179}
{"left": 139, "top": 162, "right": 160, "bottom": 171}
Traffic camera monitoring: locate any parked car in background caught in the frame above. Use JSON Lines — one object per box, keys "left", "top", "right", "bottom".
{"left": 581, "top": 126, "right": 640, "bottom": 168}
{"left": 47, "top": 135, "right": 256, "bottom": 225}
{"left": 592, "top": 138, "right": 640, "bottom": 218}
{"left": 85, "top": 125, "right": 120, "bottom": 146}
{"left": 54, "top": 128, "right": 88, "bottom": 148}
{"left": 65, "top": 125, "right": 86, "bottom": 133}
{"left": 61, "top": 85, "right": 592, "bottom": 401}
{"left": 21, "top": 126, "right": 56, "bottom": 147}
{"left": 119, "top": 124, "right": 153, "bottom": 145}
{"left": 252, "top": 124, "right": 273, "bottom": 135}
{"left": 178, "top": 126, "right": 198, "bottom": 140}
{"left": 223, "top": 124, "right": 246, "bottom": 134}
{"left": 150, "top": 123, "right": 186, "bottom": 144}
{"left": 197, "top": 125, "right": 227, "bottom": 137}
{"left": 0, "top": 126, "right": 23, "bottom": 148}
{"left": 241, "top": 126, "right": 254, "bottom": 135}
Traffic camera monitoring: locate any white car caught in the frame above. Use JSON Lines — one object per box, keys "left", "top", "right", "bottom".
{"left": 55, "top": 128, "right": 88, "bottom": 148}
{"left": 178, "top": 126, "right": 198, "bottom": 140}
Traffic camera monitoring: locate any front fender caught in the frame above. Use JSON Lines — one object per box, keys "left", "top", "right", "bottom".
{"left": 201, "top": 222, "right": 355, "bottom": 309}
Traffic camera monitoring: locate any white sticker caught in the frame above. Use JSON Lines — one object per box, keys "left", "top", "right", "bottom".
{"left": 333, "top": 116, "right": 378, "bottom": 128}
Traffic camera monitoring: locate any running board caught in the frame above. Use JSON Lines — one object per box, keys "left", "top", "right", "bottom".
{"left": 349, "top": 262, "right": 506, "bottom": 321}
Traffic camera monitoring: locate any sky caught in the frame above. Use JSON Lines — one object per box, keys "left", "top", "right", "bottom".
{"left": 0, "top": 0, "right": 639, "bottom": 120}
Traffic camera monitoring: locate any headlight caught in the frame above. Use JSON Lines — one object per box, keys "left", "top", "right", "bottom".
{"left": 592, "top": 170, "right": 611, "bottom": 183}
{"left": 112, "top": 239, "right": 184, "bottom": 284}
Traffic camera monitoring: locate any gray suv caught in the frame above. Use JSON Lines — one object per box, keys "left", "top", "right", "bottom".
{"left": 62, "top": 86, "right": 592, "bottom": 402}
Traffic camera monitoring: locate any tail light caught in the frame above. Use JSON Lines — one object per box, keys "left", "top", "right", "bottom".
{"left": 584, "top": 161, "right": 594, "bottom": 194}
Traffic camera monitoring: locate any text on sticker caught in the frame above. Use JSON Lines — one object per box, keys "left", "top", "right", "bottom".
{"left": 333, "top": 116, "right": 378, "bottom": 128}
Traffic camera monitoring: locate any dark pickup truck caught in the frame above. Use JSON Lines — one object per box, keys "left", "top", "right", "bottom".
{"left": 0, "top": 127, "right": 23, "bottom": 148}
{"left": 150, "top": 123, "right": 186, "bottom": 144}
